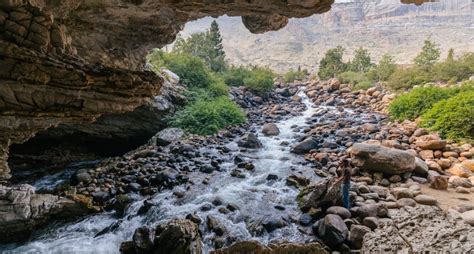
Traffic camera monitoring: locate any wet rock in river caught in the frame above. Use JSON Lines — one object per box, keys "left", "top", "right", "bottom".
{"left": 237, "top": 133, "right": 263, "bottom": 149}
{"left": 291, "top": 137, "right": 318, "bottom": 154}
{"left": 262, "top": 123, "right": 280, "bottom": 136}
{"left": 133, "top": 226, "right": 154, "bottom": 253}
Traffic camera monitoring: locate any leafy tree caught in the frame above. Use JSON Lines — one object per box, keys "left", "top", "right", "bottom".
{"left": 414, "top": 39, "right": 440, "bottom": 69}
{"left": 318, "top": 46, "right": 347, "bottom": 80}
{"left": 368, "top": 54, "right": 397, "bottom": 82}
{"left": 173, "top": 20, "right": 227, "bottom": 72}
{"left": 349, "top": 47, "right": 373, "bottom": 72}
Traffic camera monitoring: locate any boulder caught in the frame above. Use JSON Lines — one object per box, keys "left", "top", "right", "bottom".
{"left": 461, "top": 160, "right": 474, "bottom": 172}
{"left": 154, "top": 128, "right": 185, "bottom": 146}
{"left": 261, "top": 123, "right": 280, "bottom": 136}
{"left": 429, "top": 175, "right": 448, "bottom": 190}
{"left": 356, "top": 203, "right": 388, "bottom": 218}
{"left": 327, "top": 206, "right": 352, "bottom": 219}
{"left": 291, "top": 138, "right": 318, "bottom": 154}
{"left": 415, "top": 135, "right": 447, "bottom": 150}
{"left": 154, "top": 219, "right": 202, "bottom": 254}
{"left": 362, "top": 217, "right": 379, "bottom": 230}
{"left": 449, "top": 176, "right": 472, "bottom": 188}
{"left": 317, "top": 214, "right": 349, "bottom": 248}
{"left": 414, "top": 157, "right": 429, "bottom": 177}
{"left": 448, "top": 164, "right": 473, "bottom": 178}
{"left": 297, "top": 179, "right": 341, "bottom": 212}
{"left": 349, "top": 225, "right": 371, "bottom": 249}
{"left": 414, "top": 195, "right": 437, "bottom": 205}
{"left": 350, "top": 143, "right": 416, "bottom": 174}
{"left": 238, "top": 133, "right": 263, "bottom": 149}
{"left": 391, "top": 187, "right": 413, "bottom": 199}
{"left": 133, "top": 227, "right": 154, "bottom": 253}
{"left": 71, "top": 168, "right": 92, "bottom": 185}
{"left": 461, "top": 210, "right": 474, "bottom": 226}
{"left": 396, "top": 198, "right": 417, "bottom": 207}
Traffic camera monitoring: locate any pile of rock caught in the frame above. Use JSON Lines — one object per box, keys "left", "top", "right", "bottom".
{"left": 291, "top": 80, "right": 474, "bottom": 251}
{"left": 304, "top": 79, "right": 392, "bottom": 113}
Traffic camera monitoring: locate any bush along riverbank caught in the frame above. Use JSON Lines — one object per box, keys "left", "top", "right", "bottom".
{"left": 2, "top": 78, "right": 473, "bottom": 253}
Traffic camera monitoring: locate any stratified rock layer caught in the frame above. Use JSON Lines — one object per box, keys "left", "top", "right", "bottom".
{"left": 0, "top": 184, "right": 94, "bottom": 243}
{"left": 361, "top": 205, "right": 474, "bottom": 252}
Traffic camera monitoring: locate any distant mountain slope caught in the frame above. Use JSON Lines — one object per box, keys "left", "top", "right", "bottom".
{"left": 177, "top": 0, "right": 474, "bottom": 72}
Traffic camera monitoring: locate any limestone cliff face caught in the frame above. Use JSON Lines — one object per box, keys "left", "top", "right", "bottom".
{"left": 0, "top": 0, "right": 432, "bottom": 180}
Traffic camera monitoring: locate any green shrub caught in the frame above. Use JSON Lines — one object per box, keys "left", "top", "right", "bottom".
{"left": 386, "top": 66, "right": 431, "bottom": 91}
{"left": 222, "top": 66, "right": 253, "bottom": 87}
{"left": 243, "top": 67, "right": 275, "bottom": 94}
{"left": 170, "top": 96, "right": 246, "bottom": 135}
{"left": 420, "top": 90, "right": 474, "bottom": 141}
{"left": 337, "top": 71, "right": 370, "bottom": 85}
{"left": 433, "top": 53, "right": 474, "bottom": 83}
{"left": 388, "top": 86, "right": 460, "bottom": 121}
{"left": 353, "top": 81, "right": 374, "bottom": 91}
{"left": 149, "top": 51, "right": 214, "bottom": 89}
{"left": 283, "top": 69, "right": 308, "bottom": 83}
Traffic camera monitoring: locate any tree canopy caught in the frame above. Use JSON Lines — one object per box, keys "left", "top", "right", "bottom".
{"left": 173, "top": 20, "right": 227, "bottom": 72}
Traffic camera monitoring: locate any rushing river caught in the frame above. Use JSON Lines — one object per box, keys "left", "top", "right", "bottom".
{"left": 6, "top": 91, "right": 352, "bottom": 253}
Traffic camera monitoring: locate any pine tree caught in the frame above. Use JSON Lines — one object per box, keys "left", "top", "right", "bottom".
{"left": 207, "top": 20, "right": 227, "bottom": 72}
{"left": 446, "top": 48, "right": 455, "bottom": 62}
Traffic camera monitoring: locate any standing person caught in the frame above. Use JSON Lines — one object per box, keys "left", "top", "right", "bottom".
{"left": 336, "top": 159, "right": 352, "bottom": 209}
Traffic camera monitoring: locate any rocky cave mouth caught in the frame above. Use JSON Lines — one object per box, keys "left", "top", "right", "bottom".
{"left": 4, "top": 0, "right": 470, "bottom": 253}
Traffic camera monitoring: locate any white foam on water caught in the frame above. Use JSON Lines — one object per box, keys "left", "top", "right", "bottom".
{"left": 9, "top": 90, "right": 337, "bottom": 254}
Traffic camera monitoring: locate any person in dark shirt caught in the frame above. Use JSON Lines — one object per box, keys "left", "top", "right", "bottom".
{"left": 336, "top": 159, "right": 352, "bottom": 209}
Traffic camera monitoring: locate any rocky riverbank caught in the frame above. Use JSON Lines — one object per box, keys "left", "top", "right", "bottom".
{"left": 2, "top": 79, "right": 473, "bottom": 253}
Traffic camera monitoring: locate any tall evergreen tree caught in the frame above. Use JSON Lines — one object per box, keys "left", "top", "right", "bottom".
{"left": 207, "top": 20, "right": 227, "bottom": 72}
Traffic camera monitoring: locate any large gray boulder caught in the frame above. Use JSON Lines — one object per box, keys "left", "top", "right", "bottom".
{"left": 153, "top": 219, "right": 202, "bottom": 254}
{"left": 238, "top": 133, "right": 263, "bottom": 149}
{"left": 261, "top": 123, "right": 280, "bottom": 136}
{"left": 297, "top": 178, "right": 341, "bottom": 212}
{"left": 317, "top": 214, "right": 349, "bottom": 248}
{"left": 350, "top": 143, "right": 416, "bottom": 174}
{"left": 291, "top": 137, "right": 318, "bottom": 154}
